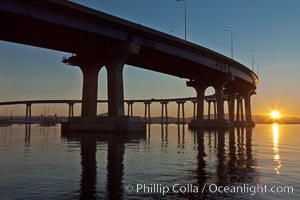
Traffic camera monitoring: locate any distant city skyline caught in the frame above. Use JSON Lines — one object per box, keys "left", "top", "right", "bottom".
{"left": 1, "top": 0, "right": 300, "bottom": 117}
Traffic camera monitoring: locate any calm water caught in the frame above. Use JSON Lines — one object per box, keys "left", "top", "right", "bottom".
{"left": 0, "top": 124, "right": 298, "bottom": 199}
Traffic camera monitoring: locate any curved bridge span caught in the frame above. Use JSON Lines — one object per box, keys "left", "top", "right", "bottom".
{"left": 0, "top": 0, "right": 258, "bottom": 130}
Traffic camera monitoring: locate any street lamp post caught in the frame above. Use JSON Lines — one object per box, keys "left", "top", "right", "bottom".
{"left": 247, "top": 49, "right": 254, "bottom": 71}
{"left": 224, "top": 29, "right": 233, "bottom": 59}
{"left": 176, "top": 0, "right": 187, "bottom": 40}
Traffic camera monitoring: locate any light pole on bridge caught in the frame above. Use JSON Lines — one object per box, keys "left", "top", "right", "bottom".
{"left": 224, "top": 29, "right": 234, "bottom": 59}
{"left": 176, "top": 0, "right": 187, "bottom": 40}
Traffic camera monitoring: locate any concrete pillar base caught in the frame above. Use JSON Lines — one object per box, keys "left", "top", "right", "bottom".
{"left": 234, "top": 121, "right": 255, "bottom": 127}
{"left": 61, "top": 116, "right": 146, "bottom": 133}
{"left": 188, "top": 119, "right": 234, "bottom": 129}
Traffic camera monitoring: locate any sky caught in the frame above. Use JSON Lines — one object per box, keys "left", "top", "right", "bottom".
{"left": 1, "top": 0, "right": 300, "bottom": 117}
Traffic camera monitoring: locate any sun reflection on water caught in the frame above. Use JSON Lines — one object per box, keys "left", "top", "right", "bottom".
{"left": 272, "top": 123, "right": 282, "bottom": 174}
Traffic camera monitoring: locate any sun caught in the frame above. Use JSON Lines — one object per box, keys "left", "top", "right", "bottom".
{"left": 270, "top": 110, "right": 281, "bottom": 120}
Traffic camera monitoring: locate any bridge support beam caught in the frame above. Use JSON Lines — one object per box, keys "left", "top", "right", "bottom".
{"left": 213, "top": 101, "right": 217, "bottom": 119}
{"left": 235, "top": 95, "right": 244, "bottom": 126}
{"left": 127, "top": 102, "right": 134, "bottom": 117}
{"left": 241, "top": 90, "right": 255, "bottom": 127}
{"left": 61, "top": 43, "right": 146, "bottom": 133}
{"left": 68, "top": 102, "right": 75, "bottom": 118}
{"left": 144, "top": 102, "right": 151, "bottom": 124}
{"left": 106, "top": 59, "right": 126, "bottom": 117}
{"left": 25, "top": 103, "right": 32, "bottom": 124}
{"left": 240, "top": 99, "right": 244, "bottom": 122}
{"left": 228, "top": 94, "right": 236, "bottom": 123}
{"left": 233, "top": 86, "right": 255, "bottom": 127}
{"left": 195, "top": 86, "right": 206, "bottom": 121}
{"left": 160, "top": 101, "right": 169, "bottom": 124}
{"left": 176, "top": 101, "right": 186, "bottom": 124}
{"left": 80, "top": 65, "right": 102, "bottom": 118}
{"left": 236, "top": 97, "right": 240, "bottom": 122}
{"left": 215, "top": 84, "right": 225, "bottom": 121}
{"left": 192, "top": 100, "right": 197, "bottom": 119}
{"left": 244, "top": 93, "right": 252, "bottom": 122}
{"left": 207, "top": 101, "right": 211, "bottom": 120}
{"left": 187, "top": 79, "right": 233, "bottom": 129}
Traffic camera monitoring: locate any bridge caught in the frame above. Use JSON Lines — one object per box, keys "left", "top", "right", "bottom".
{"left": 0, "top": 94, "right": 249, "bottom": 126}
{"left": 0, "top": 0, "right": 258, "bottom": 132}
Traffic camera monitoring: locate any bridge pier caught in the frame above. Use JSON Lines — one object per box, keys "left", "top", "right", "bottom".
{"left": 228, "top": 94, "right": 236, "bottom": 123}
{"left": 187, "top": 80, "right": 232, "bottom": 129}
{"left": 25, "top": 103, "right": 32, "bottom": 124}
{"left": 240, "top": 98, "right": 245, "bottom": 122}
{"left": 80, "top": 64, "right": 102, "bottom": 117}
{"left": 236, "top": 96, "right": 240, "bottom": 122}
{"left": 207, "top": 101, "right": 211, "bottom": 120}
{"left": 192, "top": 100, "right": 197, "bottom": 119}
{"left": 233, "top": 86, "right": 255, "bottom": 127}
{"left": 127, "top": 101, "right": 134, "bottom": 117}
{"left": 235, "top": 95, "right": 245, "bottom": 125}
{"left": 144, "top": 102, "right": 151, "bottom": 124}
{"left": 68, "top": 102, "right": 75, "bottom": 118}
{"left": 244, "top": 92, "right": 252, "bottom": 122}
{"left": 215, "top": 84, "right": 225, "bottom": 121}
{"left": 207, "top": 100, "right": 217, "bottom": 119}
{"left": 160, "top": 101, "right": 169, "bottom": 124}
{"left": 176, "top": 101, "right": 186, "bottom": 124}
{"left": 61, "top": 44, "right": 146, "bottom": 133}
{"left": 106, "top": 59, "right": 126, "bottom": 117}
{"left": 213, "top": 101, "right": 217, "bottom": 119}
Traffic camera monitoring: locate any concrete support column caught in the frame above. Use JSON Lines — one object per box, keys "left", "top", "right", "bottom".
{"left": 161, "top": 102, "right": 164, "bottom": 124}
{"left": 236, "top": 98, "right": 240, "bottom": 121}
{"left": 244, "top": 93, "right": 252, "bottom": 122}
{"left": 68, "top": 103, "right": 74, "bottom": 118}
{"left": 25, "top": 103, "right": 32, "bottom": 123}
{"left": 228, "top": 95, "right": 235, "bottom": 123}
{"left": 195, "top": 86, "right": 206, "bottom": 120}
{"left": 127, "top": 102, "right": 134, "bottom": 116}
{"left": 182, "top": 102, "right": 185, "bottom": 124}
{"left": 192, "top": 100, "right": 197, "bottom": 119}
{"left": 177, "top": 102, "right": 180, "bottom": 124}
{"left": 215, "top": 84, "right": 225, "bottom": 120}
{"left": 207, "top": 101, "right": 211, "bottom": 120}
{"left": 165, "top": 102, "right": 168, "bottom": 124}
{"left": 144, "top": 102, "right": 151, "bottom": 123}
{"left": 80, "top": 65, "right": 102, "bottom": 118}
{"left": 176, "top": 101, "right": 186, "bottom": 124}
{"left": 186, "top": 81, "right": 207, "bottom": 121}
{"left": 106, "top": 59, "right": 126, "bottom": 117}
{"left": 213, "top": 101, "right": 217, "bottom": 119}
{"left": 240, "top": 98, "right": 244, "bottom": 121}
{"left": 160, "top": 102, "right": 169, "bottom": 124}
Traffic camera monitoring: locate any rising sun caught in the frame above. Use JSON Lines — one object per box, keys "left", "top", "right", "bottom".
{"left": 270, "top": 110, "right": 281, "bottom": 120}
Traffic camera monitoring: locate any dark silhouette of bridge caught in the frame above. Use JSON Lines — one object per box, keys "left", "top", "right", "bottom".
{"left": 0, "top": 94, "right": 250, "bottom": 126}
{"left": 0, "top": 0, "right": 258, "bottom": 132}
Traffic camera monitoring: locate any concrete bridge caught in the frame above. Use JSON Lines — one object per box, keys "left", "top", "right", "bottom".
{"left": 0, "top": 0, "right": 258, "bottom": 132}
{"left": 0, "top": 94, "right": 250, "bottom": 127}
